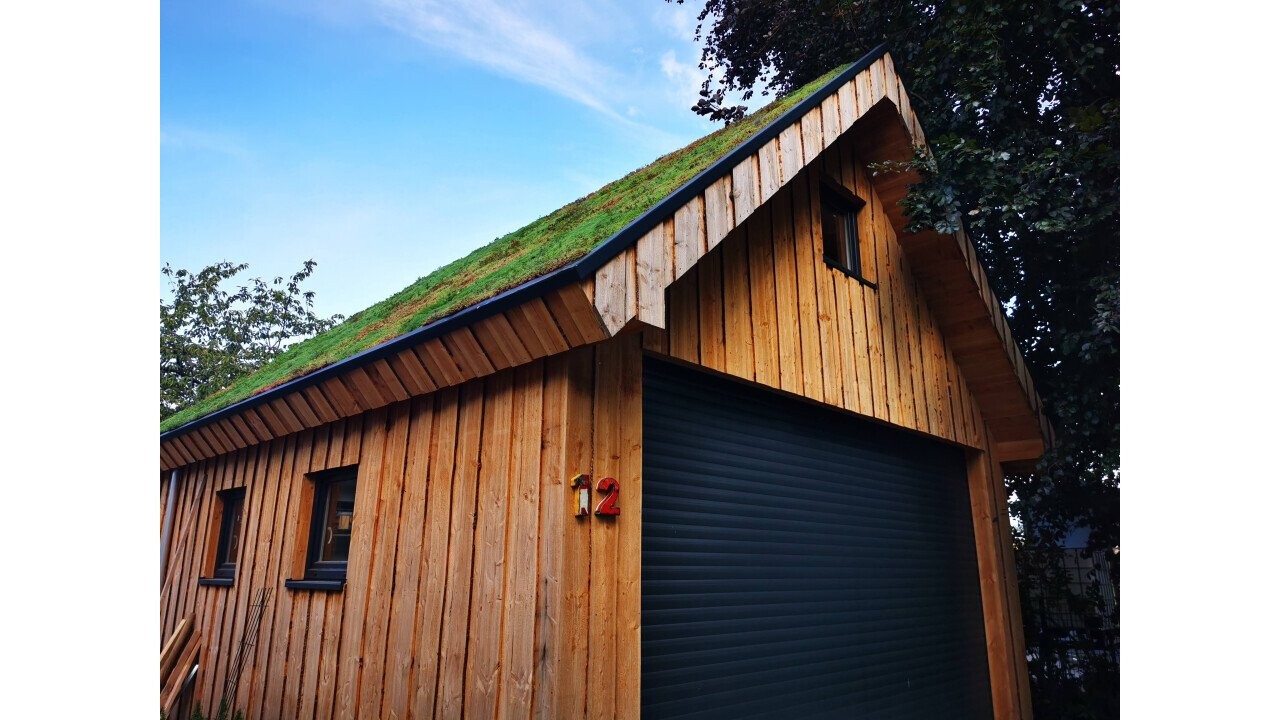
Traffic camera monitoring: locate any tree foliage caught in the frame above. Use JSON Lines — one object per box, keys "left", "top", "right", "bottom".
{"left": 673, "top": 0, "right": 1118, "bottom": 546}
{"left": 160, "top": 260, "right": 344, "bottom": 420}
{"left": 674, "top": 1, "right": 1119, "bottom": 715}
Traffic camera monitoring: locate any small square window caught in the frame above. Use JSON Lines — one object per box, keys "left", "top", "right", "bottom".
{"left": 303, "top": 466, "right": 359, "bottom": 582}
{"left": 819, "top": 178, "right": 868, "bottom": 281}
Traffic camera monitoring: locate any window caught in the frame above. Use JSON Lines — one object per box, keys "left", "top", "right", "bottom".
{"left": 299, "top": 466, "right": 359, "bottom": 585}
{"left": 819, "top": 177, "right": 869, "bottom": 282}
{"left": 199, "top": 488, "right": 244, "bottom": 587}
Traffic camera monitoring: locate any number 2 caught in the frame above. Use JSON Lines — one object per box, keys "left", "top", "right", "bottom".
{"left": 595, "top": 477, "right": 620, "bottom": 516}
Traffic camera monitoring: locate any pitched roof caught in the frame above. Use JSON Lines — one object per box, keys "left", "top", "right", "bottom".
{"left": 161, "top": 62, "right": 858, "bottom": 435}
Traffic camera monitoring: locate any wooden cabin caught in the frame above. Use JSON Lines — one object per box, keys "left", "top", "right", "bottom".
{"left": 159, "top": 46, "right": 1047, "bottom": 720}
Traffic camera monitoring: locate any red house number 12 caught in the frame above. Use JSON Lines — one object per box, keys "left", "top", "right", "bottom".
{"left": 570, "top": 473, "right": 620, "bottom": 517}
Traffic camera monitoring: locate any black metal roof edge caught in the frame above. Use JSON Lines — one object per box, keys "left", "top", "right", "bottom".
{"left": 161, "top": 44, "right": 893, "bottom": 444}
{"left": 160, "top": 264, "right": 581, "bottom": 442}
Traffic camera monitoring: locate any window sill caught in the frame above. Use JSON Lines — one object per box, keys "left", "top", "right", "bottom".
{"left": 284, "top": 578, "right": 346, "bottom": 592}
{"left": 824, "top": 259, "right": 877, "bottom": 289}
{"left": 197, "top": 577, "right": 234, "bottom": 588}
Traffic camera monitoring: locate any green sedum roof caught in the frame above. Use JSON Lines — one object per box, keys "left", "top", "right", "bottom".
{"left": 161, "top": 64, "right": 850, "bottom": 433}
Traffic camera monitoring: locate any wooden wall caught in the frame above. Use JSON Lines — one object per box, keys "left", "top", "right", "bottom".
{"left": 643, "top": 132, "right": 1032, "bottom": 718}
{"left": 649, "top": 130, "right": 987, "bottom": 451}
{"left": 159, "top": 107, "right": 1031, "bottom": 719}
{"left": 159, "top": 338, "right": 644, "bottom": 720}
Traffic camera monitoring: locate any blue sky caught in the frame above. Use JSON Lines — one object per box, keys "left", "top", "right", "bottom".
{"left": 161, "top": 0, "right": 762, "bottom": 321}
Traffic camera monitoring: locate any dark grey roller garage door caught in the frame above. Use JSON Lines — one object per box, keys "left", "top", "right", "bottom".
{"left": 642, "top": 359, "right": 993, "bottom": 720}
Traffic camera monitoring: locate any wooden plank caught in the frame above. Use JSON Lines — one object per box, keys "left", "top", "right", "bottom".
{"left": 594, "top": 250, "right": 631, "bottom": 335}
{"left": 778, "top": 123, "right": 804, "bottom": 187}
{"left": 353, "top": 403, "right": 413, "bottom": 719}
{"left": 696, "top": 246, "right": 726, "bottom": 372}
{"left": 214, "top": 417, "right": 250, "bottom": 450}
{"left": 333, "top": 408, "right": 390, "bottom": 717}
{"left": 746, "top": 206, "right": 780, "bottom": 389}
{"left": 268, "top": 396, "right": 307, "bottom": 435}
{"left": 721, "top": 228, "right": 755, "bottom": 381}
{"left": 870, "top": 58, "right": 888, "bottom": 104}
{"left": 731, "top": 155, "right": 760, "bottom": 227}
{"left": 261, "top": 430, "right": 316, "bottom": 720}
{"left": 202, "top": 423, "right": 233, "bottom": 456}
{"left": 870, "top": 181, "right": 907, "bottom": 427}
{"left": 415, "top": 337, "right": 467, "bottom": 388}
{"left": 433, "top": 383, "right": 485, "bottom": 720}
{"left": 187, "top": 427, "right": 219, "bottom": 459}
{"left": 837, "top": 79, "right": 857, "bottom": 132}
{"left": 288, "top": 428, "right": 333, "bottom": 720}
{"left": 800, "top": 106, "right": 823, "bottom": 165}
{"left": 161, "top": 628, "right": 202, "bottom": 715}
{"left": 250, "top": 403, "right": 289, "bottom": 440}
{"left": 587, "top": 340, "right": 622, "bottom": 719}
{"left": 301, "top": 385, "right": 340, "bottom": 425}
{"left": 546, "top": 283, "right": 610, "bottom": 345}
{"left": 388, "top": 348, "right": 439, "bottom": 397}
{"left": 314, "top": 419, "right": 359, "bottom": 720}
{"left": 369, "top": 357, "right": 412, "bottom": 403}
{"left": 233, "top": 436, "right": 288, "bottom": 711}
{"left": 160, "top": 617, "right": 193, "bottom": 681}
{"left": 966, "top": 448, "right": 1019, "bottom": 720}
{"left": 473, "top": 313, "right": 535, "bottom": 370}
{"left": 498, "top": 362, "right": 545, "bottom": 720}
{"left": 533, "top": 355, "right": 568, "bottom": 719}
{"left": 854, "top": 63, "right": 873, "bottom": 116}
{"left": 806, "top": 171, "right": 845, "bottom": 407}
{"left": 409, "top": 387, "right": 461, "bottom": 720}
{"left": 320, "top": 377, "right": 362, "bottom": 418}
{"left": 441, "top": 327, "right": 496, "bottom": 379}
{"left": 790, "top": 169, "right": 825, "bottom": 402}
{"left": 769, "top": 186, "right": 803, "bottom": 396}
{"left": 341, "top": 367, "right": 386, "bottom": 411}
{"left": 832, "top": 265, "right": 860, "bottom": 414}
{"left": 614, "top": 336, "right": 644, "bottom": 720}
{"left": 636, "top": 221, "right": 672, "bottom": 329}
{"left": 667, "top": 269, "right": 700, "bottom": 364}
{"left": 380, "top": 397, "right": 436, "bottom": 720}
{"left": 673, "top": 196, "right": 706, "bottom": 280}
{"left": 554, "top": 349, "right": 595, "bottom": 720}
{"left": 703, "top": 175, "right": 735, "bottom": 250}
{"left": 821, "top": 94, "right": 841, "bottom": 150}
{"left": 284, "top": 392, "right": 322, "bottom": 429}
{"left": 508, "top": 300, "right": 571, "bottom": 358}
{"left": 464, "top": 371, "right": 516, "bottom": 719}
{"left": 756, "top": 137, "right": 783, "bottom": 206}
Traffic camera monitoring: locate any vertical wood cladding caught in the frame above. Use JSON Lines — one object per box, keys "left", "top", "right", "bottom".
{"left": 159, "top": 340, "right": 643, "bottom": 719}
{"left": 659, "top": 134, "right": 987, "bottom": 450}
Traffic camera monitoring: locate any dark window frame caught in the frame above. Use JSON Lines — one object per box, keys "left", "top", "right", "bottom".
{"left": 198, "top": 487, "right": 245, "bottom": 587}
{"left": 818, "top": 176, "right": 872, "bottom": 286}
{"left": 301, "top": 465, "right": 359, "bottom": 583}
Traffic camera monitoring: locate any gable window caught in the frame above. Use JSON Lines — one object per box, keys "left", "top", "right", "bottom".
{"left": 286, "top": 466, "right": 358, "bottom": 591}
{"left": 199, "top": 488, "right": 245, "bottom": 587}
{"left": 819, "top": 177, "right": 869, "bottom": 283}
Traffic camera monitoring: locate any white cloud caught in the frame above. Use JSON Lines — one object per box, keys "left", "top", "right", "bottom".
{"left": 373, "top": 0, "right": 625, "bottom": 121}
{"left": 660, "top": 49, "right": 705, "bottom": 110}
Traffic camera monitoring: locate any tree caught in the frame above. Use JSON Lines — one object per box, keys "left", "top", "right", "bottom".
{"left": 672, "top": 1, "right": 1118, "bottom": 716}
{"left": 160, "top": 260, "right": 344, "bottom": 419}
